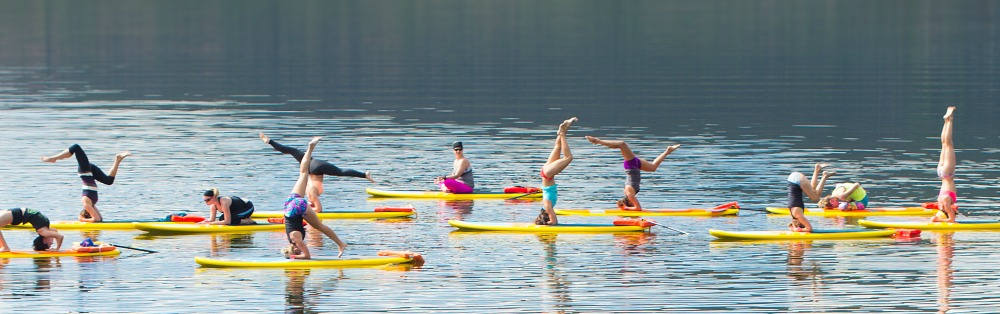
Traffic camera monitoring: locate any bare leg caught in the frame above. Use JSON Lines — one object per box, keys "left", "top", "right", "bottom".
{"left": 303, "top": 209, "right": 347, "bottom": 258}
{"left": 934, "top": 106, "right": 957, "bottom": 222}
{"left": 639, "top": 144, "right": 681, "bottom": 172}
{"left": 41, "top": 149, "right": 73, "bottom": 163}
{"left": 107, "top": 151, "right": 131, "bottom": 177}
{"left": 938, "top": 106, "right": 956, "bottom": 188}
{"left": 291, "top": 137, "right": 321, "bottom": 196}
{"left": 585, "top": 136, "right": 637, "bottom": 161}
{"left": 800, "top": 166, "right": 833, "bottom": 202}
{"left": 541, "top": 118, "right": 577, "bottom": 180}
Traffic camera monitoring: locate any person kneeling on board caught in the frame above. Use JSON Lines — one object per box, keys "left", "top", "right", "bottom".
{"left": 0, "top": 208, "right": 64, "bottom": 252}
{"left": 201, "top": 188, "right": 257, "bottom": 226}
{"left": 817, "top": 182, "right": 868, "bottom": 211}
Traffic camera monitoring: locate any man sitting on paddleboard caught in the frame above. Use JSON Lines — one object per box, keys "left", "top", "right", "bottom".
{"left": 0, "top": 208, "right": 64, "bottom": 252}
{"left": 786, "top": 163, "right": 834, "bottom": 233}
{"left": 585, "top": 136, "right": 680, "bottom": 211}
{"left": 435, "top": 141, "right": 475, "bottom": 194}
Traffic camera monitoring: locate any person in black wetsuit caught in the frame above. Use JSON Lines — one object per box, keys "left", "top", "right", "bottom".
{"left": 41, "top": 144, "right": 131, "bottom": 222}
{"left": 201, "top": 188, "right": 257, "bottom": 226}
{"left": 260, "top": 133, "right": 375, "bottom": 213}
{"left": 0, "top": 208, "right": 64, "bottom": 252}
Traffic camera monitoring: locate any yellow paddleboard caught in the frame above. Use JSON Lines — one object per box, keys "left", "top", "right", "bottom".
{"left": 766, "top": 206, "right": 936, "bottom": 217}
{"left": 556, "top": 208, "right": 738, "bottom": 217}
{"left": 251, "top": 210, "right": 414, "bottom": 219}
{"left": 366, "top": 187, "right": 541, "bottom": 200}
{"left": 0, "top": 248, "right": 121, "bottom": 258}
{"left": 709, "top": 229, "right": 895, "bottom": 240}
{"left": 859, "top": 219, "right": 1000, "bottom": 230}
{"left": 133, "top": 221, "right": 282, "bottom": 234}
{"left": 5, "top": 220, "right": 190, "bottom": 230}
{"left": 194, "top": 256, "right": 413, "bottom": 268}
{"left": 448, "top": 219, "right": 649, "bottom": 233}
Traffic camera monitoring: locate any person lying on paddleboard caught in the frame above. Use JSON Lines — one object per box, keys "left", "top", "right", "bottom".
{"left": 42, "top": 144, "right": 131, "bottom": 222}
{"left": 535, "top": 117, "right": 577, "bottom": 226}
{"left": 931, "top": 106, "right": 958, "bottom": 223}
{"left": 260, "top": 133, "right": 375, "bottom": 213}
{"left": 201, "top": 188, "right": 257, "bottom": 226}
{"left": 817, "top": 182, "right": 868, "bottom": 210}
{"left": 786, "top": 163, "right": 834, "bottom": 233}
{"left": 0, "top": 208, "right": 64, "bottom": 252}
{"left": 435, "top": 141, "right": 475, "bottom": 194}
{"left": 585, "top": 136, "right": 680, "bottom": 211}
{"left": 282, "top": 136, "right": 347, "bottom": 260}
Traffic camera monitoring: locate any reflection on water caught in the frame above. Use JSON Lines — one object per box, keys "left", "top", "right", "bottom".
{"left": 0, "top": 0, "right": 999, "bottom": 312}
{"left": 936, "top": 233, "right": 954, "bottom": 313}
{"left": 436, "top": 200, "right": 475, "bottom": 221}
{"left": 538, "top": 234, "right": 571, "bottom": 313}
{"left": 785, "top": 241, "right": 822, "bottom": 282}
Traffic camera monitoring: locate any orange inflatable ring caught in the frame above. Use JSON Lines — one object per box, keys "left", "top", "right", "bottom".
{"left": 612, "top": 218, "right": 656, "bottom": 228}
{"left": 374, "top": 207, "right": 414, "bottom": 213}
{"left": 378, "top": 250, "right": 425, "bottom": 266}
{"left": 72, "top": 244, "right": 117, "bottom": 253}
{"left": 504, "top": 186, "right": 541, "bottom": 193}
{"left": 714, "top": 201, "right": 739, "bottom": 210}
{"left": 171, "top": 215, "right": 207, "bottom": 223}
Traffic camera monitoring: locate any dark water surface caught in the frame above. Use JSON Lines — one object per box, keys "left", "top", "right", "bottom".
{"left": 1, "top": 1, "right": 999, "bottom": 312}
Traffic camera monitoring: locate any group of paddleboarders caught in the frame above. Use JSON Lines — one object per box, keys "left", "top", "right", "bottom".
{"left": 440, "top": 117, "right": 684, "bottom": 226}
{"left": 786, "top": 106, "right": 959, "bottom": 232}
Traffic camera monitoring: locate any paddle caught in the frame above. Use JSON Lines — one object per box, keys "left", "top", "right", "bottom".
{"left": 508, "top": 190, "right": 543, "bottom": 200}
{"left": 646, "top": 219, "right": 688, "bottom": 235}
{"left": 108, "top": 243, "right": 158, "bottom": 254}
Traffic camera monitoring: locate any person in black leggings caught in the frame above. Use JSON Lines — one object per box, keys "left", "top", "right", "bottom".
{"left": 260, "top": 133, "right": 375, "bottom": 212}
{"left": 0, "top": 208, "right": 64, "bottom": 252}
{"left": 42, "top": 144, "right": 131, "bottom": 222}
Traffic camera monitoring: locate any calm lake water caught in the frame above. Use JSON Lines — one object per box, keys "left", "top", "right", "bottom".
{"left": 1, "top": 1, "right": 999, "bottom": 312}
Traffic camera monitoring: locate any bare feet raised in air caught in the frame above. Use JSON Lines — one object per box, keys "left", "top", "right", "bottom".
{"left": 666, "top": 144, "right": 681, "bottom": 153}
{"left": 365, "top": 171, "right": 376, "bottom": 184}
{"left": 558, "top": 117, "right": 578, "bottom": 134}
{"left": 823, "top": 170, "right": 836, "bottom": 178}
{"left": 814, "top": 163, "right": 830, "bottom": 171}
{"left": 308, "top": 136, "right": 321, "bottom": 147}
{"left": 943, "top": 106, "right": 956, "bottom": 120}
{"left": 586, "top": 135, "right": 600, "bottom": 145}
{"left": 259, "top": 132, "right": 271, "bottom": 144}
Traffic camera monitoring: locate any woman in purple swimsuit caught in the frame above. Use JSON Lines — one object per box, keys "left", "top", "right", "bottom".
{"left": 41, "top": 144, "right": 131, "bottom": 222}
{"left": 280, "top": 137, "right": 347, "bottom": 260}
{"left": 585, "top": 136, "right": 680, "bottom": 211}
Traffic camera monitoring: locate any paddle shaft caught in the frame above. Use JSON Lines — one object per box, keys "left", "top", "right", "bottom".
{"left": 647, "top": 220, "right": 687, "bottom": 235}
{"left": 109, "top": 243, "right": 158, "bottom": 254}
{"left": 508, "top": 190, "right": 543, "bottom": 200}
